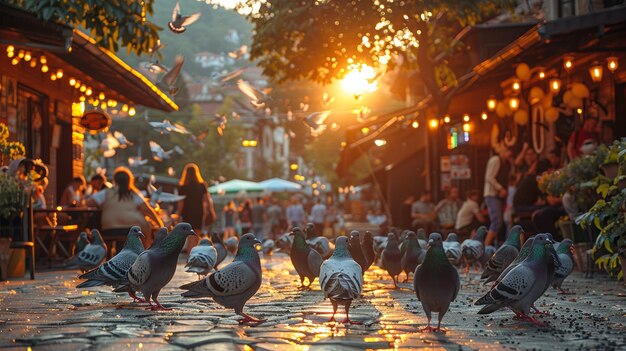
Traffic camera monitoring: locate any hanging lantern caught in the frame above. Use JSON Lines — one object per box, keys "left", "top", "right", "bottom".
{"left": 515, "top": 63, "right": 531, "bottom": 81}
{"left": 545, "top": 107, "right": 559, "bottom": 123}
{"left": 509, "top": 97, "right": 520, "bottom": 111}
{"left": 607, "top": 56, "right": 619, "bottom": 73}
{"left": 512, "top": 79, "right": 521, "bottom": 92}
{"left": 514, "top": 109, "right": 529, "bottom": 125}
{"left": 487, "top": 96, "right": 497, "bottom": 111}
{"left": 549, "top": 78, "right": 562, "bottom": 93}
{"left": 588, "top": 61, "right": 603, "bottom": 83}
{"left": 563, "top": 55, "right": 574, "bottom": 71}
{"left": 80, "top": 110, "right": 111, "bottom": 132}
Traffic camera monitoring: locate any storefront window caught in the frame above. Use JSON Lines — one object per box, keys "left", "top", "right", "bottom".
{"left": 16, "top": 86, "right": 47, "bottom": 161}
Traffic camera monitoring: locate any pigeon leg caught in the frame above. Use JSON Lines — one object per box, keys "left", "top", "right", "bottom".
{"left": 531, "top": 305, "right": 550, "bottom": 316}
{"left": 433, "top": 319, "right": 447, "bottom": 333}
{"left": 391, "top": 275, "right": 398, "bottom": 289}
{"left": 128, "top": 291, "right": 146, "bottom": 303}
{"left": 557, "top": 287, "right": 574, "bottom": 295}
{"left": 421, "top": 309, "right": 433, "bottom": 332}
{"left": 238, "top": 312, "right": 266, "bottom": 325}
{"left": 151, "top": 291, "right": 172, "bottom": 311}
{"left": 144, "top": 296, "right": 156, "bottom": 310}
{"left": 518, "top": 313, "right": 547, "bottom": 327}
{"left": 464, "top": 262, "right": 470, "bottom": 274}
{"left": 328, "top": 301, "right": 338, "bottom": 323}
{"left": 342, "top": 301, "right": 362, "bottom": 325}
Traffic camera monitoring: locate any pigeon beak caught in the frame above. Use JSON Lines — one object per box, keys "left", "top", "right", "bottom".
{"left": 138, "top": 231, "right": 145, "bottom": 238}
{"left": 254, "top": 238, "right": 262, "bottom": 245}
{"left": 289, "top": 232, "right": 294, "bottom": 236}
{"left": 428, "top": 239, "right": 434, "bottom": 246}
{"left": 190, "top": 230, "right": 198, "bottom": 236}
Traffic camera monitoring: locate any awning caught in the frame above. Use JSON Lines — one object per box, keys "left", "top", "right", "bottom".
{"left": 208, "top": 179, "right": 264, "bottom": 195}
{"left": 258, "top": 178, "right": 302, "bottom": 192}
{"left": 0, "top": 4, "right": 177, "bottom": 112}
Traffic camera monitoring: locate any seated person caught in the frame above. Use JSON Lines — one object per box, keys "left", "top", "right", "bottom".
{"left": 434, "top": 186, "right": 462, "bottom": 231}
{"left": 86, "top": 167, "right": 163, "bottom": 252}
{"left": 411, "top": 191, "right": 435, "bottom": 231}
{"left": 87, "top": 173, "right": 110, "bottom": 197}
{"left": 59, "top": 176, "right": 86, "bottom": 208}
{"left": 455, "top": 189, "right": 485, "bottom": 236}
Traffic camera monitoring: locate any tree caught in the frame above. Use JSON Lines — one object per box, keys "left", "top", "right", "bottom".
{"left": 16, "top": 0, "right": 161, "bottom": 55}
{"left": 239, "top": 0, "right": 515, "bottom": 114}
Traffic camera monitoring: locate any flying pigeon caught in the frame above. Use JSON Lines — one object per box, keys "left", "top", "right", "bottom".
{"left": 382, "top": 233, "right": 402, "bottom": 288}
{"left": 220, "top": 68, "right": 246, "bottom": 83}
{"left": 115, "top": 223, "right": 196, "bottom": 310}
{"left": 401, "top": 231, "right": 426, "bottom": 282}
{"left": 361, "top": 230, "right": 376, "bottom": 270}
{"left": 319, "top": 236, "right": 363, "bottom": 324}
{"left": 77, "top": 227, "right": 145, "bottom": 302}
{"left": 224, "top": 236, "right": 239, "bottom": 256}
{"left": 228, "top": 45, "right": 248, "bottom": 60}
{"left": 475, "top": 233, "right": 555, "bottom": 327}
{"left": 143, "top": 61, "right": 168, "bottom": 74}
{"left": 443, "top": 233, "right": 462, "bottom": 266}
{"left": 481, "top": 225, "right": 523, "bottom": 283}
{"left": 211, "top": 232, "right": 227, "bottom": 269}
{"left": 290, "top": 227, "right": 323, "bottom": 288}
{"left": 414, "top": 233, "right": 460, "bottom": 332}
{"left": 552, "top": 239, "right": 575, "bottom": 294}
{"left": 460, "top": 226, "right": 487, "bottom": 273}
{"left": 149, "top": 119, "right": 190, "bottom": 135}
{"left": 168, "top": 1, "right": 201, "bottom": 33}
{"left": 149, "top": 141, "right": 183, "bottom": 162}
{"left": 322, "top": 92, "right": 335, "bottom": 107}
{"left": 185, "top": 238, "right": 218, "bottom": 278}
{"left": 148, "top": 39, "right": 165, "bottom": 58}
{"left": 128, "top": 156, "right": 148, "bottom": 167}
{"left": 303, "top": 111, "right": 331, "bottom": 137}
{"left": 100, "top": 132, "right": 120, "bottom": 158}
{"left": 180, "top": 233, "right": 264, "bottom": 325}
{"left": 237, "top": 79, "right": 272, "bottom": 109}
{"left": 348, "top": 231, "right": 368, "bottom": 274}
{"left": 67, "top": 229, "right": 107, "bottom": 273}
{"left": 156, "top": 55, "right": 185, "bottom": 95}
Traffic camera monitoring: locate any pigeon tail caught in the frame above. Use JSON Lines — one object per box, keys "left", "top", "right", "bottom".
{"left": 325, "top": 272, "right": 361, "bottom": 301}
{"left": 179, "top": 279, "right": 212, "bottom": 298}
{"left": 76, "top": 279, "right": 106, "bottom": 288}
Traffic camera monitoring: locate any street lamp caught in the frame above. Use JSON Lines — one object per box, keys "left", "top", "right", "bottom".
{"left": 589, "top": 61, "right": 603, "bottom": 83}
{"left": 549, "top": 78, "right": 562, "bottom": 93}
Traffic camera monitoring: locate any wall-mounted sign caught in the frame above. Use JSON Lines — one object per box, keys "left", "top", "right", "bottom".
{"left": 450, "top": 154, "right": 471, "bottom": 180}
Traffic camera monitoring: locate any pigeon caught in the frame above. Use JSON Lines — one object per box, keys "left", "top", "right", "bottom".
{"left": 115, "top": 223, "right": 196, "bottom": 310}
{"left": 322, "top": 92, "right": 335, "bottom": 107}
{"left": 303, "top": 111, "right": 331, "bottom": 137}
{"left": 308, "top": 236, "right": 333, "bottom": 259}
{"left": 69, "top": 232, "right": 89, "bottom": 261}
{"left": 148, "top": 39, "right": 165, "bottom": 57}
{"left": 481, "top": 244, "right": 497, "bottom": 268}
{"left": 100, "top": 132, "right": 120, "bottom": 158}
{"left": 381, "top": 233, "right": 402, "bottom": 288}
{"left": 475, "top": 233, "right": 555, "bottom": 327}
{"left": 185, "top": 238, "right": 218, "bottom": 278}
{"left": 128, "top": 156, "right": 148, "bottom": 167}
{"left": 372, "top": 235, "right": 388, "bottom": 262}
{"left": 228, "top": 45, "right": 248, "bottom": 60}
{"left": 494, "top": 236, "right": 535, "bottom": 286}
{"left": 149, "top": 227, "right": 168, "bottom": 250}
{"left": 220, "top": 68, "right": 246, "bottom": 83}
{"left": 361, "top": 230, "right": 376, "bottom": 270}
{"left": 143, "top": 60, "right": 168, "bottom": 74}
{"left": 399, "top": 229, "right": 411, "bottom": 253}
{"left": 224, "top": 236, "right": 239, "bottom": 256}
{"left": 305, "top": 223, "right": 318, "bottom": 240}
{"left": 67, "top": 229, "right": 107, "bottom": 273}
{"left": 443, "top": 233, "right": 462, "bottom": 266}
{"left": 414, "top": 233, "right": 460, "bottom": 332}
{"left": 237, "top": 79, "right": 272, "bottom": 108}
{"left": 149, "top": 141, "right": 183, "bottom": 162}
{"left": 348, "top": 231, "right": 367, "bottom": 274}
{"left": 319, "top": 236, "right": 363, "bottom": 324}
{"left": 481, "top": 225, "right": 523, "bottom": 283}
{"left": 261, "top": 239, "right": 275, "bottom": 257}
{"left": 552, "top": 239, "right": 575, "bottom": 294}
{"left": 77, "top": 227, "right": 145, "bottom": 302}
{"left": 180, "top": 233, "right": 264, "bottom": 325}
{"left": 290, "top": 227, "right": 323, "bottom": 288}
{"left": 211, "top": 232, "right": 227, "bottom": 269}
{"left": 416, "top": 228, "right": 428, "bottom": 249}
{"left": 156, "top": 55, "right": 185, "bottom": 95}
{"left": 401, "top": 231, "right": 426, "bottom": 282}
{"left": 168, "top": 1, "right": 201, "bottom": 33}
{"left": 149, "top": 119, "right": 190, "bottom": 135}
{"left": 277, "top": 233, "right": 293, "bottom": 254}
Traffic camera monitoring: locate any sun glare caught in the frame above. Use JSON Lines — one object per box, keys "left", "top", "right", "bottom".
{"left": 341, "top": 64, "right": 378, "bottom": 96}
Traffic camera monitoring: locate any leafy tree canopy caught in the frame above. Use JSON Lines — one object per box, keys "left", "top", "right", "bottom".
{"left": 239, "top": 0, "right": 515, "bottom": 112}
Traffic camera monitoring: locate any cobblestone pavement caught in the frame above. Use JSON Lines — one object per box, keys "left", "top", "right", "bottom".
{"left": 1, "top": 253, "right": 626, "bottom": 350}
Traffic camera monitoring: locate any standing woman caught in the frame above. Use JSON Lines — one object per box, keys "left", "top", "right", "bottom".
{"left": 222, "top": 201, "right": 238, "bottom": 239}
{"left": 238, "top": 199, "right": 253, "bottom": 235}
{"left": 177, "top": 163, "right": 216, "bottom": 250}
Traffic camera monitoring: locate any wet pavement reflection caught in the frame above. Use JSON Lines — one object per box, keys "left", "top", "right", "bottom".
{"left": 1, "top": 253, "right": 626, "bottom": 350}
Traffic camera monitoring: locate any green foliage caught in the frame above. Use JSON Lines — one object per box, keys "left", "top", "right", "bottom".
{"left": 0, "top": 173, "right": 24, "bottom": 219}
{"left": 16, "top": 0, "right": 160, "bottom": 55}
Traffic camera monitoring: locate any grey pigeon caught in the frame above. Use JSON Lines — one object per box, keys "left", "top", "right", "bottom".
{"left": 401, "top": 231, "right": 426, "bottom": 282}
{"left": 290, "top": 227, "right": 323, "bottom": 288}
{"left": 149, "top": 227, "right": 168, "bottom": 249}
{"left": 475, "top": 233, "right": 554, "bottom": 327}
{"left": 168, "top": 1, "right": 201, "bottom": 33}
{"left": 180, "top": 233, "right": 264, "bottom": 325}
{"left": 211, "top": 232, "right": 227, "bottom": 269}
{"left": 494, "top": 236, "right": 535, "bottom": 286}
{"left": 319, "top": 236, "right": 363, "bottom": 324}
{"left": 73, "top": 232, "right": 89, "bottom": 257}
{"left": 77, "top": 227, "right": 145, "bottom": 301}
{"left": 185, "top": 238, "right": 218, "bottom": 278}
{"left": 303, "top": 111, "right": 331, "bottom": 136}
{"left": 413, "top": 233, "right": 460, "bottom": 332}
{"left": 399, "top": 229, "right": 410, "bottom": 253}
{"left": 373, "top": 235, "right": 388, "bottom": 262}
{"left": 224, "top": 236, "right": 239, "bottom": 256}
{"left": 305, "top": 223, "right": 318, "bottom": 240}
{"left": 460, "top": 226, "right": 487, "bottom": 273}
{"left": 308, "top": 236, "right": 333, "bottom": 259}
{"left": 416, "top": 228, "right": 428, "bottom": 249}
{"left": 481, "top": 244, "right": 497, "bottom": 267}
{"left": 361, "top": 230, "right": 376, "bottom": 270}
{"left": 348, "top": 231, "right": 367, "bottom": 274}
{"left": 237, "top": 80, "right": 272, "bottom": 109}
{"left": 115, "top": 223, "right": 196, "bottom": 310}
{"left": 481, "top": 225, "right": 523, "bottom": 283}
{"left": 68, "top": 229, "right": 107, "bottom": 273}
{"left": 156, "top": 55, "right": 184, "bottom": 95}
{"left": 261, "top": 239, "right": 275, "bottom": 257}
{"left": 382, "top": 233, "right": 402, "bottom": 288}
{"left": 277, "top": 233, "right": 293, "bottom": 254}
{"left": 443, "top": 233, "right": 462, "bottom": 266}
{"left": 552, "top": 239, "right": 574, "bottom": 293}
{"left": 534, "top": 236, "right": 562, "bottom": 313}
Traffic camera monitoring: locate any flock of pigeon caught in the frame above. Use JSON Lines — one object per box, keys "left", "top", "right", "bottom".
{"left": 69, "top": 222, "right": 575, "bottom": 330}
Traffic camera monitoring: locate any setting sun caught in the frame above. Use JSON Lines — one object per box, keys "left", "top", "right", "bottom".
{"left": 341, "top": 64, "right": 378, "bottom": 96}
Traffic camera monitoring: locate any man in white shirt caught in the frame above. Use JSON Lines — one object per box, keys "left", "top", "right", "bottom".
{"left": 310, "top": 198, "right": 327, "bottom": 236}
{"left": 455, "top": 189, "right": 485, "bottom": 234}
{"left": 483, "top": 146, "right": 512, "bottom": 245}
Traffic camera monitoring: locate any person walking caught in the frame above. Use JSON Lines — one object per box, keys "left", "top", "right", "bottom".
{"left": 238, "top": 199, "right": 253, "bottom": 235}
{"left": 483, "top": 146, "right": 512, "bottom": 246}
{"left": 286, "top": 196, "right": 306, "bottom": 229}
{"left": 310, "top": 198, "right": 327, "bottom": 236}
{"left": 251, "top": 197, "right": 267, "bottom": 241}
{"left": 222, "top": 200, "right": 238, "bottom": 239}
{"left": 177, "top": 163, "right": 216, "bottom": 250}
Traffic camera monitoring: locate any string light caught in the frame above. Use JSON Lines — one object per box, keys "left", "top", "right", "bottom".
{"left": 39, "top": 55, "right": 46, "bottom": 64}
{"left": 128, "top": 107, "right": 136, "bottom": 116}
{"left": 512, "top": 79, "right": 521, "bottom": 91}
{"left": 11, "top": 58, "right": 19, "bottom": 65}
{"left": 538, "top": 71, "right": 546, "bottom": 79}
{"left": 41, "top": 65, "right": 48, "bottom": 73}
{"left": 411, "top": 121, "right": 419, "bottom": 129}
{"left": 50, "top": 73, "right": 57, "bottom": 81}
{"left": 85, "top": 88, "right": 92, "bottom": 96}
{"left": 7, "top": 50, "right": 14, "bottom": 58}
{"left": 607, "top": 56, "right": 619, "bottom": 73}
{"left": 69, "top": 78, "right": 77, "bottom": 86}
{"left": 463, "top": 114, "right": 470, "bottom": 122}
{"left": 18, "top": 50, "right": 24, "bottom": 59}
{"left": 487, "top": 96, "right": 497, "bottom": 111}
{"left": 55, "top": 69, "right": 63, "bottom": 79}
{"left": 98, "top": 92, "right": 105, "bottom": 100}
{"left": 481, "top": 112, "right": 488, "bottom": 120}
{"left": 23, "top": 51, "right": 31, "bottom": 61}
{"left": 563, "top": 55, "right": 574, "bottom": 71}
{"left": 443, "top": 115, "right": 451, "bottom": 124}
{"left": 29, "top": 60, "right": 37, "bottom": 68}
{"left": 428, "top": 119, "right": 438, "bottom": 129}
{"left": 122, "top": 104, "right": 129, "bottom": 112}
{"left": 462, "top": 123, "right": 471, "bottom": 132}
{"left": 80, "top": 84, "right": 87, "bottom": 92}
{"left": 549, "top": 78, "right": 561, "bottom": 93}
{"left": 6, "top": 45, "right": 14, "bottom": 53}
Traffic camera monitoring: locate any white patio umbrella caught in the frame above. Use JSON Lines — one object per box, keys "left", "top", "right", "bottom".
{"left": 258, "top": 178, "right": 303, "bottom": 192}
{"left": 208, "top": 179, "right": 264, "bottom": 195}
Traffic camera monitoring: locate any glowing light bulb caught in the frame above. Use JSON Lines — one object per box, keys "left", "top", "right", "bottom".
{"left": 481, "top": 112, "right": 488, "bottom": 120}
{"left": 538, "top": 71, "right": 546, "bottom": 79}
{"left": 443, "top": 115, "right": 450, "bottom": 124}
{"left": 429, "top": 119, "right": 438, "bottom": 129}
{"left": 411, "top": 121, "right": 419, "bottom": 129}
{"left": 128, "top": 107, "right": 136, "bottom": 116}
{"left": 607, "top": 56, "right": 619, "bottom": 73}
{"left": 23, "top": 52, "right": 31, "bottom": 61}
{"left": 50, "top": 74, "right": 57, "bottom": 81}
{"left": 487, "top": 96, "right": 497, "bottom": 111}
{"left": 463, "top": 114, "right": 470, "bottom": 122}
{"left": 69, "top": 78, "right": 76, "bottom": 86}
{"left": 41, "top": 65, "right": 48, "bottom": 73}
{"left": 56, "top": 69, "right": 63, "bottom": 79}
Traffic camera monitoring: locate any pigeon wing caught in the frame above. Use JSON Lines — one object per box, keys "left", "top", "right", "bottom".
{"left": 205, "top": 261, "right": 257, "bottom": 296}
{"left": 237, "top": 80, "right": 265, "bottom": 101}
{"left": 307, "top": 249, "right": 323, "bottom": 277}
{"left": 171, "top": 1, "right": 180, "bottom": 22}
{"left": 127, "top": 251, "right": 152, "bottom": 287}
{"left": 78, "top": 244, "right": 106, "bottom": 266}
{"left": 180, "top": 13, "right": 201, "bottom": 27}
{"left": 161, "top": 55, "right": 185, "bottom": 86}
